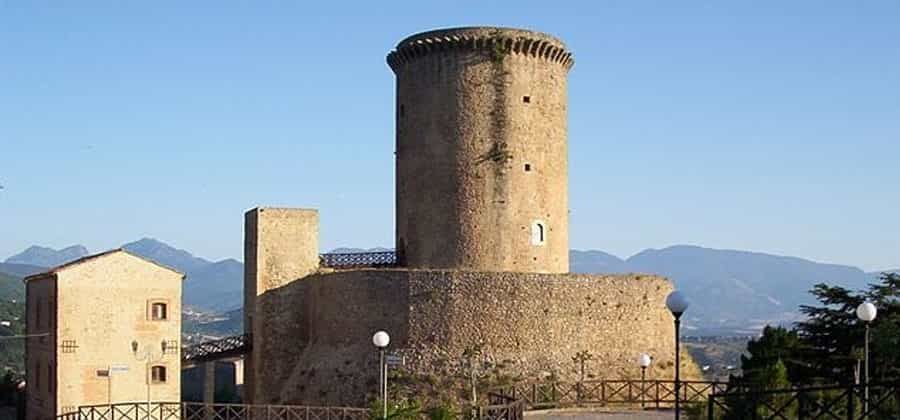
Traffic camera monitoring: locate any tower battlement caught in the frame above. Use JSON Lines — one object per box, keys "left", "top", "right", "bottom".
{"left": 387, "top": 27, "right": 574, "bottom": 72}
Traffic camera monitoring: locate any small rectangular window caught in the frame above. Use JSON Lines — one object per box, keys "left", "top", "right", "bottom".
{"left": 151, "top": 302, "right": 168, "bottom": 321}
{"left": 151, "top": 365, "right": 167, "bottom": 384}
{"left": 523, "top": 96, "right": 531, "bottom": 103}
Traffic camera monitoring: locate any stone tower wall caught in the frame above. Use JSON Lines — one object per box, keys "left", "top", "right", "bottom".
{"left": 243, "top": 207, "right": 319, "bottom": 403}
{"left": 389, "top": 28, "right": 573, "bottom": 273}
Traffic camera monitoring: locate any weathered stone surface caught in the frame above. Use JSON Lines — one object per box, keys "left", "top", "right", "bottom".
{"left": 391, "top": 27, "right": 572, "bottom": 273}
{"left": 243, "top": 207, "right": 319, "bottom": 404}
{"left": 25, "top": 250, "right": 183, "bottom": 418}
{"left": 251, "top": 269, "right": 700, "bottom": 405}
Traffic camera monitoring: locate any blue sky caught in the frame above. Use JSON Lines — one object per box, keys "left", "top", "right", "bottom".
{"left": 1, "top": 1, "right": 898, "bottom": 270}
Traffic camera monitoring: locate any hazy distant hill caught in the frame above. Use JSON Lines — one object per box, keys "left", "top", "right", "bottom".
{"left": 123, "top": 238, "right": 212, "bottom": 273}
{"left": 0, "top": 239, "right": 244, "bottom": 312}
{"left": 569, "top": 250, "right": 629, "bottom": 273}
{"left": 4, "top": 245, "right": 88, "bottom": 267}
{"left": 0, "top": 271, "right": 24, "bottom": 301}
{"left": 121, "top": 239, "right": 242, "bottom": 311}
{"left": 0, "top": 262, "right": 45, "bottom": 278}
{"left": 570, "top": 245, "right": 874, "bottom": 335}
{"left": 3, "top": 240, "right": 893, "bottom": 335}
{"left": 183, "top": 258, "right": 244, "bottom": 311}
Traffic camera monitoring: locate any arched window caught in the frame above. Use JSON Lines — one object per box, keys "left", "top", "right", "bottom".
{"left": 151, "top": 365, "right": 167, "bottom": 384}
{"left": 531, "top": 221, "right": 546, "bottom": 246}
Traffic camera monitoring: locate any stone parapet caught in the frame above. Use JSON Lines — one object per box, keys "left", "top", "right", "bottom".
{"left": 251, "top": 269, "right": 700, "bottom": 405}
{"left": 387, "top": 27, "right": 574, "bottom": 72}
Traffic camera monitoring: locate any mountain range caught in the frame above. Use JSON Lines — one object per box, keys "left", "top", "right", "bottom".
{"left": 1, "top": 239, "right": 894, "bottom": 335}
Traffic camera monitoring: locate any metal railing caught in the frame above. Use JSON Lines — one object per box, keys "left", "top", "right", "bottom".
{"left": 472, "top": 393, "right": 525, "bottom": 420}
{"left": 182, "top": 334, "right": 251, "bottom": 366}
{"left": 496, "top": 379, "right": 729, "bottom": 409}
{"left": 707, "top": 381, "right": 900, "bottom": 420}
{"left": 319, "top": 252, "right": 397, "bottom": 269}
{"left": 58, "top": 402, "right": 369, "bottom": 420}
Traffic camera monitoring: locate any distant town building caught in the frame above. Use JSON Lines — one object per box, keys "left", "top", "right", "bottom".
{"left": 25, "top": 249, "right": 183, "bottom": 419}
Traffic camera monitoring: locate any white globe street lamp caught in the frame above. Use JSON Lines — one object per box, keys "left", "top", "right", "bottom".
{"left": 373, "top": 331, "right": 391, "bottom": 348}
{"left": 372, "top": 331, "right": 390, "bottom": 419}
{"left": 856, "top": 302, "right": 877, "bottom": 413}
{"left": 638, "top": 353, "right": 652, "bottom": 408}
{"left": 666, "top": 291, "right": 689, "bottom": 420}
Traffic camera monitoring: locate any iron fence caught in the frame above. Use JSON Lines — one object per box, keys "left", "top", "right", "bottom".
{"left": 496, "top": 379, "right": 728, "bottom": 409}
{"left": 319, "top": 252, "right": 397, "bottom": 269}
{"left": 182, "top": 334, "right": 251, "bottom": 366}
{"left": 707, "top": 381, "right": 900, "bottom": 420}
{"left": 57, "top": 402, "right": 369, "bottom": 420}
{"left": 472, "top": 393, "right": 525, "bottom": 420}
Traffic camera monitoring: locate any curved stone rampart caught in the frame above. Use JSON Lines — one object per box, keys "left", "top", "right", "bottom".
{"left": 250, "top": 269, "right": 701, "bottom": 405}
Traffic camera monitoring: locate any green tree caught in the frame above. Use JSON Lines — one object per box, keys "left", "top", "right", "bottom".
{"left": 796, "top": 272, "right": 900, "bottom": 385}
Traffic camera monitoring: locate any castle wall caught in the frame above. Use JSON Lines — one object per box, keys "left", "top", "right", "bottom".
{"left": 252, "top": 269, "right": 697, "bottom": 405}
{"left": 243, "top": 207, "right": 319, "bottom": 402}
{"left": 390, "top": 28, "right": 571, "bottom": 273}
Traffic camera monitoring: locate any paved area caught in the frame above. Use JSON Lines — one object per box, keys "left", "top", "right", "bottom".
{"left": 526, "top": 408, "right": 674, "bottom": 419}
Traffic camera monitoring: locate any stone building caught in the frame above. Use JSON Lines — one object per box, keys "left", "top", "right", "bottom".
{"left": 242, "top": 26, "right": 699, "bottom": 405}
{"left": 25, "top": 249, "right": 183, "bottom": 419}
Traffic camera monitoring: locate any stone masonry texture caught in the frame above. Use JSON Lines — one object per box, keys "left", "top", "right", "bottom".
{"left": 243, "top": 207, "right": 320, "bottom": 403}
{"left": 243, "top": 27, "right": 702, "bottom": 405}
{"left": 390, "top": 27, "right": 571, "bottom": 273}
{"left": 26, "top": 251, "right": 182, "bottom": 418}
{"left": 251, "top": 269, "right": 699, "bottom": 405}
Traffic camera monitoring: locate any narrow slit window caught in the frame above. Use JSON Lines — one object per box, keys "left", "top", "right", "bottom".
{"left": 524, "top": 163, "right": 532, "bottom": 172}
{"left": 531, "top": 221, "right": 546, "bottom": 246}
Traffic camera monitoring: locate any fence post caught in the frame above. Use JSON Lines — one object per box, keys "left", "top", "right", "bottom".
{"left": 601, "top": 380, "right": 606, "bottom": 406}
{"left": 797, "top": 391, "right": 806, "bottom": 420}
{"left": 847, "top": 384, "right": 856, "bottom": 420}
{"left": 707, "top": 396, "right": 714, "bottom": 420}
{"left": 656, "top": 381, "right": 660, "bottom": 409}
{"left": 552, "top": 382, "right": 558, "bottom": 405}
{"left": 532, "top": 383, "right": 536, "bottom": 406}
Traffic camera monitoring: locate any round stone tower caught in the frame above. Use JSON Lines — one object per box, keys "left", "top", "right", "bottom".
{"left": 388, "top": 27, "right": 574, "bottom": 273}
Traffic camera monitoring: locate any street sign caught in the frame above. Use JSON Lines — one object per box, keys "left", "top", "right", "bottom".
{"left": 109, "top": 364, "right": 130, "bottom": 374}
{"left": 386, "top": 355, "right": 405, "bottom": 367}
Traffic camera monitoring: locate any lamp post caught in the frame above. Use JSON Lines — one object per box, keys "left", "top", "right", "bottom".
{"left": 639, "top": 353, "right": 652, "bottom": 409}
{"left": 856, "top": 302, "right": 877, "bottom": 414}
{"left": 372, "top": 331, "right": 390, "bottom": 420}
{"left": 131, "top": 340, "right": 168, "bottom": 420}
{"left": 666, "top": 291, "right": 689, "bottom": 420}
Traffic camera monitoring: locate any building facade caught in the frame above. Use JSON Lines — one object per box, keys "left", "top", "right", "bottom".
{"left": 25, "top": 250, "right": 183, "bottom": 419}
